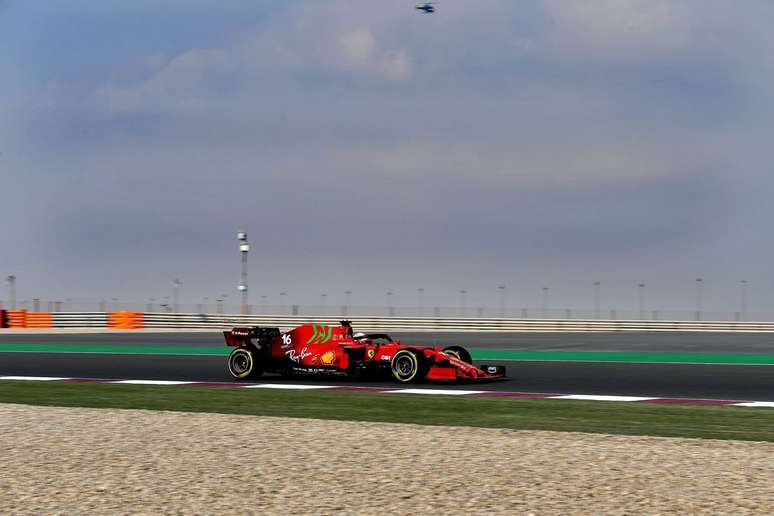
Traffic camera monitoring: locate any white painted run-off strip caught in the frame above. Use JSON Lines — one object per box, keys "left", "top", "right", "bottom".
{"left": 0, "top": 376, "right": 71, "bottom": 381}
{"left": 244, "top": 384, "right": 337, "bottom": 390}
{"left": 388, "top": 388, "right": 486, "bottom": 395}
{"left": 2, "top": 376, "right": 773, "bottom": 409}
{"left": 551, "top": 394, "right": 657, "bottom": 402}
{"left": 113, "top": 380, "right": 195, "bottom": 386}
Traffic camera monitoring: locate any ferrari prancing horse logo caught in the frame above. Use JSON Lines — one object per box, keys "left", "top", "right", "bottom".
{"left": 366, "top": 349, "right": 376, "bottom": 359}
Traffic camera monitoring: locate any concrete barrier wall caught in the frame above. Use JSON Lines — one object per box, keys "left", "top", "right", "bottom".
{"left": 52, "top": 312, "right": 109, "bottom": 328}
{"left": 3, "top": 311, "right": 774, "bottom": 333}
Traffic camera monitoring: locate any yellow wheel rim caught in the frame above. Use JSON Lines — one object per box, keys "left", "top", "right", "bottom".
{"left": 391, "top": 351, "right": 419, "bottom": 382}
{"left": 229, "top": 349, "right": 254, "bottom": 379}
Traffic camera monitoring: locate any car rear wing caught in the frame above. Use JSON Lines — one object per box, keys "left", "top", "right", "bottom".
{"left": 223, "top": 326, "right": 281, "bottom": 349}
{"left": 223, "top": 327, "right": 253, "bottom": 347}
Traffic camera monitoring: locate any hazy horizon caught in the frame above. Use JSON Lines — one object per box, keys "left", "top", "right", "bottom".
{"left": 2, "top": 1, "right": 773, "bottom": 314}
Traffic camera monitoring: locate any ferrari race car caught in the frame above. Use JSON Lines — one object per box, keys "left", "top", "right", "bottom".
{"left": 224, "top": 321, "right": 506, "bottom": 383}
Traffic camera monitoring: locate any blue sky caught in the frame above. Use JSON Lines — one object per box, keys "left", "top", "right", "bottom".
{"left": 2, "top": 1, "right": 774, "bottom": 314}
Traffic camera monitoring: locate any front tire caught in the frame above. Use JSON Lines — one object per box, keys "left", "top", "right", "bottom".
{"left": 391, "top": 349, "right": 424, "bottom": 383}
{"left": 228, "top": 348, "right": 263, "bottom": 380}
{"left": 442, "top": 346, "right": 472, "bottom": 364}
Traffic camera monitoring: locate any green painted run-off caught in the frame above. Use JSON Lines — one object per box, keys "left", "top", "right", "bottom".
{"left": 1, "top": 343, "right": 774, "bottom": 365}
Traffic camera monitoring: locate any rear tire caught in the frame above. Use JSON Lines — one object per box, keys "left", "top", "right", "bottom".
{"left": 442, "top": 346, "right": 472, "bottom": 364}
{"left": 390, "top": 349, "right": 424, "bottom": 383}
{"left": 228, "top": 348, "right": 263, "bottom": 380}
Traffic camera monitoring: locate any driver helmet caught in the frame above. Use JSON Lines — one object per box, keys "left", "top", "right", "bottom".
{"left": 339, "top": 320, "right": 354, "bottom": 337}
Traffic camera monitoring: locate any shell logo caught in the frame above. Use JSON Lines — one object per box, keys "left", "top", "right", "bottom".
{"left": 320, "top": 351, "right": 336, "bottom": 365}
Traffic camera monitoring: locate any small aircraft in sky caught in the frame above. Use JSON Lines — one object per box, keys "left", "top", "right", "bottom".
{"left": 415, "top": 3, "right": 435, "bottom": 14}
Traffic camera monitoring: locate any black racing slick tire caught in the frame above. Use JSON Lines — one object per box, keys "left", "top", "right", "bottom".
{"left": 390, "top": 349, "right": 424, "bottom": 383}
{"left": 442, "top": 346, "right": 472, "bottom": 365}
{"left": 228, "top": 348, "right": 263, "bottom": 380}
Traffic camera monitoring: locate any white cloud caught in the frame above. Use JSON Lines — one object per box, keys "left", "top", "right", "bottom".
{"left": 9, "top": 0, "right": 774, "bottom": 307}
{"left": 96, "top": 47, "right": 232, "bottom": 115}
{"left": 340, "top": 27, "right": 375, "bottom": 62}
{"left": 542, "top": 1, "right": 747, "bottom": 64}
{"left": 95, "top": 5, "right": 414, "bottom": 114}
{"left": 337, "top": 28, "right": 412, "bottom": 81}
{"left": 545, "top": 0, "right": 676, "bottom": 45}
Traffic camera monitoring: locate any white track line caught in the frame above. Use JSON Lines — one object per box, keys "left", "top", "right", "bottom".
{"left": 733, "top": 401, "right": 774, "bottom": 408}
{"left": 2, "top": 376, "right": 774, "bottom": 408}
{"left": 388, "top": 388, "right": 486, "bottom": 395}
{"left": 551, "top": 394, "right": 657, "bottom": 402}
{"left": 245, "top": 384, "right": 337, "bottom": 390}
{"left": 113, "top": 380, "right": 194, "bottom": 386}
{"left": 0, "top": 376, "right": 70, "bottom": 381}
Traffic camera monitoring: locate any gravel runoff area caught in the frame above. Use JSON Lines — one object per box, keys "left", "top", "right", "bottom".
{"left": 1, "top": 404, "right": 773, "bottom": 515}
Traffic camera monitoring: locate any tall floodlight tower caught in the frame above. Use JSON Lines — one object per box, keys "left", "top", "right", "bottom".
{"left": 593, "top": 281, "right": 601, "bottom": 319}
{"left": 280, "top": 292, "right": 287, "bottom": 314}
{"left": 497, "top": 285, "right": 506, "bottom": 318}
{"left": 5, "top": 275, "right": 16, "bottom": 310}
{"left": 344, "top": 290, "right": 352, "bottom": 316}
{"left": 459, "top": 290, "right": 468, "bottom": 317}
{"left": 173, "top": 279, "right": 182, "bottom": 313}
{"left": 238, "top": 231, "right": 249, "bottom": 314}
{"left": 695, "top": 277, "right": 704, "bottom": 321}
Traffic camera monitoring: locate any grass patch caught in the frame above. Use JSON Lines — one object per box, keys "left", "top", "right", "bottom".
{"left": 1, "top": 380, "right": 773, "bottom": 442}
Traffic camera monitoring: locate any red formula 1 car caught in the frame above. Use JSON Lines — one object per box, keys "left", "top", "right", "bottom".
{"left": 224, "top": 320, "right": 505, "bottom": 383}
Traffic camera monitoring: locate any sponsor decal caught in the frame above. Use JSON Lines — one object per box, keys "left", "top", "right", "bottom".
{"left": 487, "top": 366, "right": 498, "bottom": 374}
{"left": 293, "top": 367, "right": 347, "bottom": 376}
{"left": 366, "top": 349, "right": 376, "bottom": 359}
{"left": 306, "top": 325, "right": 333, "bottom": 345}
{"left": 320, "top": 351, "right": 336, "bottom": 365}
{"left": 285, "top": 346, "right": 312, "bottom": 363}
{"left": 380, "top": 355, "right": 391, "bottom": 361}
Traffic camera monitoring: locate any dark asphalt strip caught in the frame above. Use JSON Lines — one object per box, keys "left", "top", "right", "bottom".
{"left": 2, "top": 331, "right": 773, "bottom": 353}
{"left": 1, "top": 352, "right": 772, "bottom": 401}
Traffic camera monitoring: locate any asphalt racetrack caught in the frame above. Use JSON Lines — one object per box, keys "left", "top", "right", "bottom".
{"left": 1, "top": 331, "right": 773, "bottom": 401}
